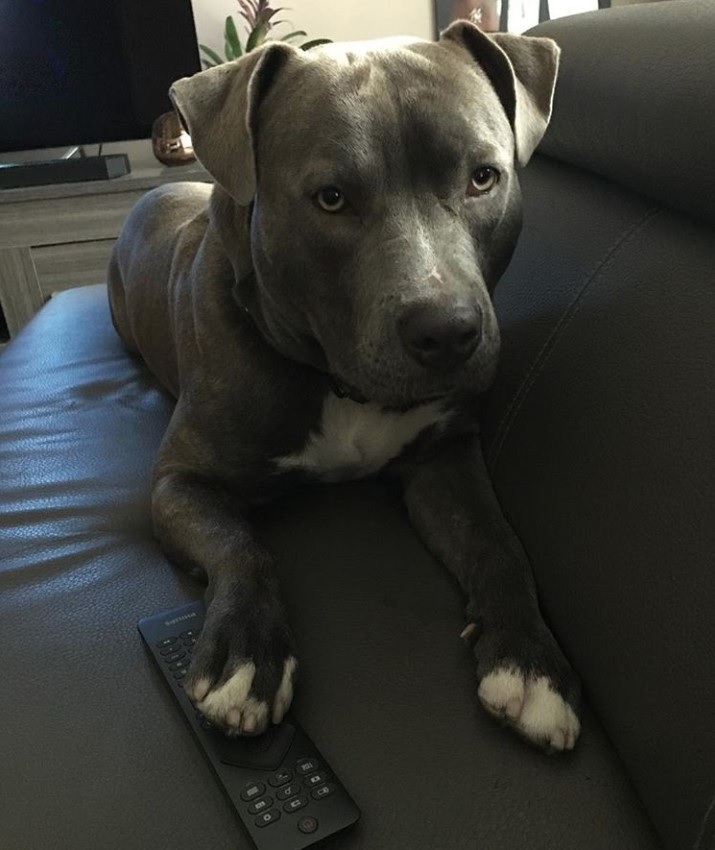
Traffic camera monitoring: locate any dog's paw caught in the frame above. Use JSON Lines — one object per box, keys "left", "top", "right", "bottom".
{"left": 189, "top": 655, "right": 298, "bottom": 735}
{"left": 184, "top": 597, "right": 297, "bottom": 736}
{"left": 463, "top": 621, "right": 581, "bottom": 752}
{"left": 477, "top": 666, "right": 580, "bottom": 751}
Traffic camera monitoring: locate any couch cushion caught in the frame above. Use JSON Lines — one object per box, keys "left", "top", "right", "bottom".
{"left": 0, "top": 285, "right": 658, "bottom": 849}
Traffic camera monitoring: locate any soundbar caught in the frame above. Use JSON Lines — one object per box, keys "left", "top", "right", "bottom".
{"left": 0, "top": 154, "right": 130, "bottom": 190}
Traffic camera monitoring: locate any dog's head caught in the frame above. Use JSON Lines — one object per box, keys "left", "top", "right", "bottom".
{"left": 171, "top": 24, "right": 559, "bottom": 409}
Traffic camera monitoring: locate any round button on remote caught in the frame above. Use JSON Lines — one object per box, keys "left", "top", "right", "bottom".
{"left": 298, "top": 815, "right": 319, "bottom": 834}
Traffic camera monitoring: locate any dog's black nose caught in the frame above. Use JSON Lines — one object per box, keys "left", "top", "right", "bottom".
{"left": 397, "top": 301, "right": 482, "bottom": 369}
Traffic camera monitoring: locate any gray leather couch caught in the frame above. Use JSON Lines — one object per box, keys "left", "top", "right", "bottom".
{"left": 2, "top": 2, "right": 713, "bottom": 848}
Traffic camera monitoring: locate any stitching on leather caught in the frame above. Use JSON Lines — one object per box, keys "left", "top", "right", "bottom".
{"left": 694, "top": 790, "right": 715, "bottom": 850}
{"left": 486, "top": 206, "right": 661, "bottom": 473}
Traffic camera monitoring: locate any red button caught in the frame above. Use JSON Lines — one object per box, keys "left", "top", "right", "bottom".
{"left": 298, "top": 815, "right": 318, "bottom": 834}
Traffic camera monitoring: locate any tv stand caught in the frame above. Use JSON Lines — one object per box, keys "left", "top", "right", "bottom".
{"left": 0, "top": 140, "right": 208, "bottom": 342}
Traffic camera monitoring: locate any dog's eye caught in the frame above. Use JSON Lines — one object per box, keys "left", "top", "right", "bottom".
{"left": 468, "top": 166, "right": 499, "bottom": 196}
{"left": 315, "top": 186, "right": 346, "bottom": 213}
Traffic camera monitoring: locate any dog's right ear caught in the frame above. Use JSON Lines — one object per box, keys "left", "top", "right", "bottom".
{"left": 170, "top": 43, "right": 295, "bottom": 205}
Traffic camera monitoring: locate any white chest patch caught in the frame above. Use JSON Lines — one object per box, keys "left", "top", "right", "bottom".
{"left": 274, "top": 395, "right": 451, "bottom": 482}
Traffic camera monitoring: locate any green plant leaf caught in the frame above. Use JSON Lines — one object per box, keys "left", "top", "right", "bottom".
{"left": 279, "top": 30, "right": 307, "bottom": 41}
{"left": 246, "top": 21, "right": 270, "bottom": 52}
{"left": 201, "top": 58, "right": 216, "bottom": 69}
{"left": 301, "top": 38, "right": 332, "bottom": 50}
{"left": 199, "top": 43, "right": 224, "bottom": 66}
{"left": 225, "top": 15, "right": 243, "bottom": 59}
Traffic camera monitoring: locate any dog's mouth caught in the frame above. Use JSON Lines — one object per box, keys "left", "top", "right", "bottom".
{"left": 328, "top": 375, "right": 369, "bottom": 404}
{"left": 328, "top": 372, "right": 451, "bottom": 411}
{"left": 308, "top": 326, "right": 453, "bottom": 409}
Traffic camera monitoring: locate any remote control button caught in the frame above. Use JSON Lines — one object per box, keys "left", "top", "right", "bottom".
{"left": 296, "top": 758, "right": 319, "bottom": 775}
{"left": 180, "top": 628, "right": 200, "bottom": 639}
{"left": 168, "top": 659, "right": 190, "bottom": 671}
{"left": 276, "top": 782, "right": 301, "bottom": 801}
{"left": 298, "top": 815, "right": 319, "bottom": 834}
{"left": 311, "top": 783, "right": 336, "bottom": 800}
{"left": 183, "top": 637, "right": 196, "bottom": 647}
{"left": 155, "top": 637, "right": 177, "bottom": 648}
{"left": 163, "top": 650, "right": 186, "bottom": 663}
{"left": 240, "top": 782, "right": 266, "bottom": 802}
{"left": 159, "top": 643, "right": 181, "bottom": 655}
{"left": 172, "top": 669, "right": 186, "bottom": 679}
{"left": 254, "top": 808, "right": 280, "bottom": 828}
{"left": 304, "top": 771, "right": 329, "bottom": 788}
{"left": 283, "top": 795, "right": 308, "bottom": 814}
{"left": 269, "top": 769, "right": 293, "bottom": 787}
{"left": 247, "top": 796, "right": 273, "bottom": 815}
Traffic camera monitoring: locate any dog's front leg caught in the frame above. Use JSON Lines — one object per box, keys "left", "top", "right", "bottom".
{"left": 152, "top": 470, "right": 297, "bottom": 737}
{"left": 398, "top": 434, "right": 581, "bottom": 752}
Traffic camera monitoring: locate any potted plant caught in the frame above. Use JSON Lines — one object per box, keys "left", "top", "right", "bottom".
{"left": 200, "top": 0, "right": 331, "bottom": 67}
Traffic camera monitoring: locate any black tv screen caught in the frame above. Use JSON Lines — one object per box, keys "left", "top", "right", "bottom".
{"left": 0, "top": 0, "right": 201, "bottom": 153}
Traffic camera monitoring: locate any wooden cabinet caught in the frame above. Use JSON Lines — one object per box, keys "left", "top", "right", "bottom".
{"left": 0, "top": 141, "right": 209, "bottom": 341}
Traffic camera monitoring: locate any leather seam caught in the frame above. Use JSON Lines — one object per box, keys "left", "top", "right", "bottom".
{"left": 486, "top": 205, "right": 661, "bottom": 473}
{"left": 694, "top": 789, "right": 715, "bottom": 850}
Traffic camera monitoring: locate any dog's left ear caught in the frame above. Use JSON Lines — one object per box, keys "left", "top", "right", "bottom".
{"left": 441, "top": 22, "right": 560, "bottom": 167}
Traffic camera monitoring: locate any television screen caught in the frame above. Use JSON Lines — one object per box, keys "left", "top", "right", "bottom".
{"left": 0, "top": 0, "right": 201, "bottom": 153}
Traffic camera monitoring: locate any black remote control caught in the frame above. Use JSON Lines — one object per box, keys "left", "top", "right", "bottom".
{"left": 138, "top": 601, "right": 360, "bottom": 850}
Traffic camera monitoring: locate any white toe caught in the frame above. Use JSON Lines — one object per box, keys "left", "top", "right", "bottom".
{"left": 478, "top": 667, "right": 525, "bottom": 720}
{"left": 240, "top": 697, "right": 270, "bottom": 735}
{"left": 478, "top": 666, "right": 580, "bottom": 751}
{"left": 197, "top": 661, "right": 255, "bottom": 727}
{"left": 189, "top": 676, "right": 212, "bottom": 703}
{"left": 518, "top": 675, "right": 580, "bottom": 750}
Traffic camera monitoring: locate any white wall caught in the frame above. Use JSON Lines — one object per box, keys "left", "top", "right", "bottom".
{"left": 191, "top": 0, "right": 433, "bottom": 55}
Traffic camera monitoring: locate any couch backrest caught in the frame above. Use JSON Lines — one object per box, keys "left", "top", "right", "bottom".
{"left": 538, "top": 0, "right": 715, "bottom": 228}
{"left": 481, "top": 3, "right": 715, "bottom": 849}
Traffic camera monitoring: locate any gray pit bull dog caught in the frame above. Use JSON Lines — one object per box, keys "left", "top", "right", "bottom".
{"left": 108, "top": 21, "right": 581, "bottom": 751}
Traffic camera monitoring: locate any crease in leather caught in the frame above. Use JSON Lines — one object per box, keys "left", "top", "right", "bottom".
{"left": 694, "top": 791, "right": 715, "bottom": 850}
{"left": 486, "top": 203, "right": 662, "bottom": 472}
